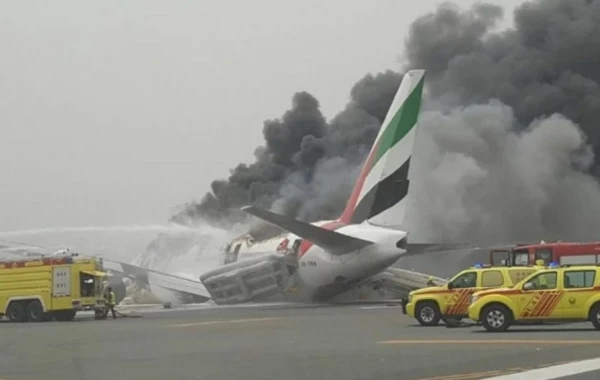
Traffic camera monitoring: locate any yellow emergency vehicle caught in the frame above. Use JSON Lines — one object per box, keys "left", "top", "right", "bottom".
{"left": 0, "top": 253, "right": 107, "bottom": 322}
{"left": 404, "top": 264, "right": 542, "bottom": 326}
{"left": 468, "top": 263, "right": 600, "bottom": 332}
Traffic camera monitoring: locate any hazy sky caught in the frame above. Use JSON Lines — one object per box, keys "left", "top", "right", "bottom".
{"left": 0, "top": 0, "right": 524, "bottom": 232}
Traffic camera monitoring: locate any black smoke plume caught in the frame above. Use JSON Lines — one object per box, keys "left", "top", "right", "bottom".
{"left": 170, "top": 71, "right": 400, "bottom": 237}
{"left": 172, "top": 0, "right": 600, "bottom": 244}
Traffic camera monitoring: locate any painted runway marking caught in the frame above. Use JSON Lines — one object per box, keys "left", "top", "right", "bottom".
{"left": 413, "top": 360, "right": 579, "bottom": 380}
{"left": 360, "top": 305, "right": 400, "bottom": 310}
{"left": 483, "top": 356, "right": 600, "bottom": 379}
{"left": 414, "top": 369, "right": 510, "bottom": 379}
{"left": 167, "top": 317, "right": 281, "bottom": 327}
{"left": 378, "top": 339, "right": 600, "bottom": 345}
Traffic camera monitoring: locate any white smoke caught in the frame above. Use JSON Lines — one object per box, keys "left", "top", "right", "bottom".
{"left": 0, "top": 222, "right": 238, "bottom": 279}
{"left": 406, "top": 99, "right": 600, "bottom": 244}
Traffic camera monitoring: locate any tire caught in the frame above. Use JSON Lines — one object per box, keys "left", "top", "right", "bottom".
{"left": 481, "top": 304, "right": 512, "bottom": 332}
{"left": 589, "top": 303, "right": 600, "bottom": 330}
{"left": 26, "top": 300, "right": 45, "bottom": 322}
{"left": 7, "top": 302, "right": 26, "bottom": 322}
{"left": 54, "top": 310, "right": 76, "bottom": 322}
{"left": 415, "top": 301, "right": 441, "bottom": 326}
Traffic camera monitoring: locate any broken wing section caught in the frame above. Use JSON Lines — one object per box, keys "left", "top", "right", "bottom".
{"left": 349, "top": 268, "right": 447, "bottom": 299}
{"left": 339, "top": 244, "right": 479, "bottom": 300}
{"left": 199, "top": 253, "right": 298, "bottom": 305}
{"left": 103, "top": 259, "right": 211, "bottom": 304}
{"left": 359, "top": 243, "right": 489, "bottom": 296}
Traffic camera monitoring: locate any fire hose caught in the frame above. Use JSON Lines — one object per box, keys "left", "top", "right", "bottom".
{"left": 114, "top": 308, "right": 143, "bottom": 318}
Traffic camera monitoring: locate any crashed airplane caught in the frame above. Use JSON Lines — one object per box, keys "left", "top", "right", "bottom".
{"left": 104, "top": 69, "right": 453, "bottom": 305}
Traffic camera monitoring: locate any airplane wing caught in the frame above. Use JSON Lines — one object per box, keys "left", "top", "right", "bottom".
{"left": 102, "top": 259, "right": 211, "bottom": 301}
{"left": 352, "top": 268, "right": 447, "bottom": 296}
{"left": 346, "top": 244, "right": 488, "bottom": 297}
{"left": 241, "top": 205, "right": 374, "bottom": 255}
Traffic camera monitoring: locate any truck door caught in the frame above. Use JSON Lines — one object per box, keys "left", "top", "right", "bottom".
{"left": 517, "top": 271, "right": 559, "bottom": 319}
{"left": 559, "top": 269, "right": 596, "bottom": 319}
{"left": 53, "top": 266, "right": 71, "bottom": 296}
{"left": 481, "top": 270, "right": 504, "bottom": 289}
{"left": 52, "top": 266, "right": 73, "bottom": 310}
{"left": 445, "top": 271, "right": 478, "bottom": 316}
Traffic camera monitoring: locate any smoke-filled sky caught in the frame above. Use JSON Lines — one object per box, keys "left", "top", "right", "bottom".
{"left": 399, "top": 0, "right": 600, "bottom": 243}
{"left": 0, "top": 0, "right": 523, "bottom": 233}
{"left": 174, "top": 0, "right": 600, "bottom": 244}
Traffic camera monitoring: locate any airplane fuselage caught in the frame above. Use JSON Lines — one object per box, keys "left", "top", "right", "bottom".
{"left": 223, "top": 219, "right": 408, "bottom": 301}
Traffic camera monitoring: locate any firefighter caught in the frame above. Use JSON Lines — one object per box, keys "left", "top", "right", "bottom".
{"left": 104, "top": 286, "right": 117, "bottom": 319}
{"left": 534, "top": 259, "right": 545, "bottom": 267}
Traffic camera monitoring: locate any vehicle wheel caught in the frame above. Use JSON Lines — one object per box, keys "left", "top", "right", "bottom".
{"left": 54, "top": 310, "right": 76, "bottom": 322}
{"left": 7, "top": 302, "right": 26, "bottom": 322}
{"left": 68, "top": 310, "right": 76, "bottom": 320}
{"left": 481, "top": 304, "right": 512, "bottom": 332}
{"left": 589, "top": 303, "right": 600, "bottom": 330}
{"left": 415, "top": 301, "right": 441, "bottom": 326}
{"left": 26, "top": 300, "right": 45, "bottom": 322}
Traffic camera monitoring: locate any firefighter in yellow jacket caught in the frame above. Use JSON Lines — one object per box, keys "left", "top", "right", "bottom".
{"left": 104, "top": 286, "right": 117, "bottom": 319}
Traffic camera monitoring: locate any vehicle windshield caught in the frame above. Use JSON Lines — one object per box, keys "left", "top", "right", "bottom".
{"left": 514, "top": 269, "right": 544, "bottom": 289}
{"left": 80, "top": 272, "right": 96, "bottom": 297}
{"left": 490, "top": 249, "right": 510, "bottom": 265}
{"left": 490, "top": 248, "right": 529, "bottom": 266}
{"left": 449, "top": 271, "right": 477, "bottom": 288}
{"left": 512, "top": 249, "right": 529, "bottom": 265}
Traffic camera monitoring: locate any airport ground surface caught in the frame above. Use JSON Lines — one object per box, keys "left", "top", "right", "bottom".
{"left": 2, "top": 303, "right": 600, "bottom": 380}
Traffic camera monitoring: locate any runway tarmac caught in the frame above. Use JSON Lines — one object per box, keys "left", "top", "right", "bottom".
{"left": 2, "top": 303, "right": 600, "bottom": 380}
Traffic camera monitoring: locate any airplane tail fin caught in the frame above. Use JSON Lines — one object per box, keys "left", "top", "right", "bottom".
{"left": 240, "top": 70, "right": 426, "bottom": 255}
{"left": 338, "top": 69, "right": 425, "bottom": 228}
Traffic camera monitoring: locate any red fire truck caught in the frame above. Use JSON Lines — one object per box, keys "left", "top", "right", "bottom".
{"left": 489, "top": 241, "right": 600, "bottom": 267}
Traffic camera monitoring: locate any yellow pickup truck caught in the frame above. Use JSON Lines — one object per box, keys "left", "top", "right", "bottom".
{"left": 468, "top": 264, "right": 600, "bottom": 332}
{"left": 403, "top": 264, "right": 542, "bottom": 326}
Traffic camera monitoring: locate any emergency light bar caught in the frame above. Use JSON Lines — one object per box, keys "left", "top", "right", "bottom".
{"left": 559, "top": 263, "right": 600, "bottom": 268}
{"left": 0, "top": 256, "right": 74, "bottom": 268}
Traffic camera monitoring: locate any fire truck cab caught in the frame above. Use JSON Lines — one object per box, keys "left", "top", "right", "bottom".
{"left": 490, "top": 241, "right": 600, "bottom": 267}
